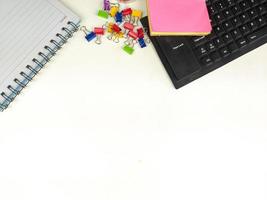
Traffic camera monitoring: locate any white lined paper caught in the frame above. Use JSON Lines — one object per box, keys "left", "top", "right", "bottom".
{"left": 0, "top": 0, "right": 80, "bottom": 106}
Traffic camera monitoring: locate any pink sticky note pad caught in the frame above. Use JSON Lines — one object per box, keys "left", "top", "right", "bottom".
{"left": 147, "top": 0, "right": 212, "bottom": 36}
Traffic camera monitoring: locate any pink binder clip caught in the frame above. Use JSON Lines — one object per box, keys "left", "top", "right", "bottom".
{"left": 94, "top": 27, "right": 105, "bottom": 44}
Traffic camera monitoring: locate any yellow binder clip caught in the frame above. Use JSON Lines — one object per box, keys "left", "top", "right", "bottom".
{"left": 131, "top": 10, "right": 142, "bottom": 25}
{"left": 110, "top": 6, "right": 119, "bottom": 17}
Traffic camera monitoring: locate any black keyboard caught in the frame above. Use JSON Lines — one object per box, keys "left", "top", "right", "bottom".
{"left": 141, "top": 0, "right": 267, "bottom": 89}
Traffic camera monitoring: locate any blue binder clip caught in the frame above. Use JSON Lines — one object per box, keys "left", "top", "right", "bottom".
{"left": 86, "top": 32, "right": 96, "bottom": 42}
{"left": 80, "top": 26, "right": 96, "bottom": 42}
{"left": 138, "top": 38, "right": 146, "bottom": 48}
{"left": 115, "top": 12, "right": 123, "bottom": 23}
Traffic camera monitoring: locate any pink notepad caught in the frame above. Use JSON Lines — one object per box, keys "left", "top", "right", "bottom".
{"left": 147, "top": 0, "right": 212, "bottom": 36}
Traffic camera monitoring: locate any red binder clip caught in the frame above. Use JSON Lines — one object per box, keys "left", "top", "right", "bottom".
{"left": 137, "top": 27, "right": 144, "bottom": 39}
{"left": 125, "top": 30, "right": 138, "bottom": 47}
{"left": 94, "top": 27, "right": 105, "bottom": 44}
{"left": 107, "top": 24, "right": 122, "bottom": 43}
{"left": 122, "top": 8, "right": 132, "bottom": 22}
{"left": 123, "top": 22, "right": 134, "bottom": 35}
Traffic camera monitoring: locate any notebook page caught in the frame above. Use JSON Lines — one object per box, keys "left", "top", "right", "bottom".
{"left": 0, "top": 0, "right": 80, "bottom": 105}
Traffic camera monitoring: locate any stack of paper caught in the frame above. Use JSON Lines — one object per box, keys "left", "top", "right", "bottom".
{"left": 147, "top": 0, "right": 212, "bottom": 36}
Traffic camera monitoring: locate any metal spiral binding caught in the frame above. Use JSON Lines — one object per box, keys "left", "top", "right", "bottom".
{"left": 0, "top": 21, "right": 79, "bottom": 111}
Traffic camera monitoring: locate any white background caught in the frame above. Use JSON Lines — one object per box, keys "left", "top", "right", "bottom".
{"left": 0, "top": 0, "right": 267, "bottom": 200}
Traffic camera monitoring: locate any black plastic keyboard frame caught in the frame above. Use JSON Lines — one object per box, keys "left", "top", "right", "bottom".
{"left": 141, "top": 0, "right": 267, "bottom": 89}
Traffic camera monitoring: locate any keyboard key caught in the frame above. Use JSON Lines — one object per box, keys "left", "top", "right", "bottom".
{"left": 231, "top": 29, "right": 242, "bottom": 39}
{"left": 247, "top": 26, "right": 267, "bottom": 42}
{"left": 223, "top": 33, "right": 233, "bottom": 42}
{"left": 257, "top": 16, "right": 267, "bottom": 27}
{"left": 232, "top": 5, "right": 242, "bottom": 14}
{"left": 248, "top": 0, "right": 258, "bottom": 7}
{"left": 201, "top": 56, "right": 213, "bottom": 65}
{"left": 215, "top": 13, "right": 225, "bottom": 23}
{"left": 249, "top": 8, "right": 258, "bottom": 19}
{"left": 207, "top": 42, "right": 216, "bottom": 51}
{"left": 215, "top": 2, "right": 226, "bottom": 10}
{"left": 208, "top": 5, "right": 217, "bottom": 15}
{"left": 240, "top": 24, "right": 250, "bottom": 34}
{"left": 195, "top": 46, "right": 208, "bottom": 57}
{"left": 240, "top": 13, "right": 250, "bottom": 23}
{"left": 237, "top": 38, "right": 248, "bottom": 47}
{"left": 240, "top": 1, "right": 250, "bottom": 11}
{"left": 210, "top": 51, "right": 221, "bottom": 62}
{"left": 232, "top": 17, "right": 242, "bottom": 27}
{"left": 192, "top": 36, "right": 207, "bottom": 46}
{"left": 228, "top": 42, "right": 239, "bottom": 52}
{"left": 214, "top": 26, "right": 224, "bottom": 35}
{"left": 258, "top": 5, "right": 267, "bottom": 15}
{"left": 223, "top": 21, "right": 234, "bottom": 30}
{"left": 225, "top": 0, "right": 235, "bottom": 7}
{"left": 223, "top": 9, "right": 233, "bottom": 18}
{"left": 248, "top": 20, "right": 259, "bottom": 30}
{"left": 214, "top": 37, "right": 224, "bottom": 47}
{"left": 220, "top": 47, "right": 230, "bottom": 57}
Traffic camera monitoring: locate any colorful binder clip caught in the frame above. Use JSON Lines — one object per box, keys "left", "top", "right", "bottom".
{"left": 80, "top": 26, "right": 96, "bottom": 42}
{"left": 122, "top": 8, "right": 132, "bottom": 22}
{"left": 110, "top": 5, "right": 119, "bottom": 17}
{"left": 125, "top": 30, "right": 138, "bottom": 46}
{"left": 107, "top": 22, "right": 114, "bottom": 33}
{"left": 107, "top": 24, "right": 121, "bottom": 42}
{"left": 112, "top": 24, "right": 122, "bottom": 33}
{"left": 138, "top": 38, "right": 146, "bottom": 48}
{"left": 115, "top": 12, "right": 123, "bottom": 23}
{"left": 131, "top": 10, "right": 142, "bottom": 26}
{"left": 104, "top": 0, "right": 110, "bottom": 11}
{"left": 137, "top": 27, "right": 144, "bottom": 39}
{"left": 123, "top": 22, "right": 134, "bottom": 35}
{"left": 117, "top": 31, "right": 124, "bottom": 38}
{"left": 94, "top": 27, "right": 105, "bottom": 44}
{"left": 102, "top": 22, "right": 114, "bottom": 33}
{"left": 82, "top": 1, "right": 147, "bottom": 54}
{"left": 98, "top": 10, "right": 109, "bottom": 19}
{"left": 123, "top": 45, "right": 134, "bottom": 55}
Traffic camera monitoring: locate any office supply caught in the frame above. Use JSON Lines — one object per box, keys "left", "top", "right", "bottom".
{"left": 110, "top": 5, "right": 120, "bottom": 17}
{"left": 98, "top": 10, "right": 109, "bottom": 19}
{"left": 81, "top": 26, "right": 97, "bottom": 42}
{"left": 138, "top": 38, "right": 147, "bottom": 48}
{"left": 137, "top": 28, "right": 145, "bottom": 38}
{"left": 122, "top": 8, "right": 133, "bottom": 22}
{"left": 116, "top": 12, "right": 123, "bottom": 23}
{"left": 132, "top": 10, "right": 143, "bottom": 25}
{"left": 104, "top": 0, "right": 111, "bottom": 10}
{"left": 146, "top": 0, "right": 212, "bottom": 36}
{"left": 81, "top": 1, "right": 148, "bottom": 55}
{"left": 0, "top": 0, "right": 80, "bottom": 111}
{"left": 124, "top": 22, "right": 135, "bottom": 33}
{"left": 141, "top": 0, "right": 267, "bottom": 89}
{"left": 94, "top": 27, "right": 105, "bottom": 44}
{"left": 123, "top": 45, "right": 135, "bottom": 54}
{"left": 124, "top": 31, "right": 138, "bottom": 47}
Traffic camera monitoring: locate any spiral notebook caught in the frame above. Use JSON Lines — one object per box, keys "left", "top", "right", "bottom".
{"left": 0, "top": 0, "right": 80, "bottom": 111}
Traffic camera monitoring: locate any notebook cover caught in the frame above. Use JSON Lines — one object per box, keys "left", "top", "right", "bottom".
{"left": 147, "top": 0, "right": 212, "bottom": 36}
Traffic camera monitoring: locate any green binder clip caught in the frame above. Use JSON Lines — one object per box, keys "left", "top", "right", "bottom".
{"left": 98, "top": 10, "right": 109, "bottom": 19}
{"left": 123, "top": 45, "right": 134, "bottom": 55}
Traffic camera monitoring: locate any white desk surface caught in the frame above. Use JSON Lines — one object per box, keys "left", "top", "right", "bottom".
{"left": 0, "top": 0, "right": 267, "bottom": 200}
